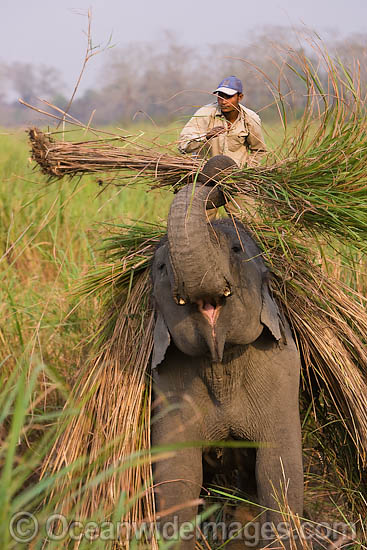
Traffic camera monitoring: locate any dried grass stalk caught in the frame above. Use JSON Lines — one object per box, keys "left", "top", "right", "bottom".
{"left": 273, "top": 255, "right": 367, "bottom": 462}
{"left": 44, "top": 270, "right": 158, "bottom": 549}
{"left": 28, "top": 127, "right": 201, "bottom": 187}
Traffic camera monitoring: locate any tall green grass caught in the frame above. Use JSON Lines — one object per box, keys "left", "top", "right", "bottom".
{"left": 0, "top": 129, "right": 171, "bottom": 380}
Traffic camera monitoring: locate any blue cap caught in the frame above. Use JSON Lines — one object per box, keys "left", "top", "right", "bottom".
{"left": 213, "top": 76, "right": 243, "bottom": 96}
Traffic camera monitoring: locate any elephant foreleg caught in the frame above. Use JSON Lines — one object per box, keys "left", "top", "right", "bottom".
{"left": 152, "top": 409, "right": 203, "bottom": 550}
{"left": 255, "top": 439, "right": 304, "bottom": 549}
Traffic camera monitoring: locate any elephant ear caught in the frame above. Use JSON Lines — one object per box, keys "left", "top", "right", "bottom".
{"left": 260, "top": 277, "right": 286, "bottom": 345}
{"left": 152, "top": 312, "right": 171, "bottom": 369}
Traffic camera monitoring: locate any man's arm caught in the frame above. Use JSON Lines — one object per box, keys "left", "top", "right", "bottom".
{"left": 178, "top": 106, "right": 217, "bottom": 154}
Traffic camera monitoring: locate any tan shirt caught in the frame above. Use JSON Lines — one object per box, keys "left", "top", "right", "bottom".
{"left": 178, "top": 102, "right": 266, "bottom": 168}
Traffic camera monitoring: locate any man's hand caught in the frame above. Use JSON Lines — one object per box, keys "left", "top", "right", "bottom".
{"left": 205, "top": 126, "right": 225, "bottom": 140}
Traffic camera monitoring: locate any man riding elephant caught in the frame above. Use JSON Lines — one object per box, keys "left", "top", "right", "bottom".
{"left": 178, "top": 76, "right": 267, "bottom": 168}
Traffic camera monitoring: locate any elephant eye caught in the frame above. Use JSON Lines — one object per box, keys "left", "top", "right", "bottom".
{"left": 158, "top": 263, "right": 166, "bottom": 271}
{"left": 232, "top": 245, "right": 242, "bottom": 253}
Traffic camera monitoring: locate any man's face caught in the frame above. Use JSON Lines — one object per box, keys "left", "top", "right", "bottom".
{"left": 216, "top": 91, "right": 243, "bottom": 113}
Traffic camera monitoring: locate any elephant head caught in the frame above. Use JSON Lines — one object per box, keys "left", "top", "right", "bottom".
{"left": 151, "top": 155, "right": 285, "bottom": 366}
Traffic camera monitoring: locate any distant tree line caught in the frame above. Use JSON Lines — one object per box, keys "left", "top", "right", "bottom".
{"left": 1, "top": 27, "right": 366, "bottom": 128}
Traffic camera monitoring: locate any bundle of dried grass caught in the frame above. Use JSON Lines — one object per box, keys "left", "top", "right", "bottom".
{"left": 28, "top": 127, "right": 201, "bottom": 186}
{"left": 44, "top": 268, "right": 158, "bottom": 549}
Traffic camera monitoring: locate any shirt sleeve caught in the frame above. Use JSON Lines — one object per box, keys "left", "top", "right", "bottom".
{"left": 244, "top": 109, "right": 267, "bottom": 153}
{"left": 178, "top": 107, "right": 211, "bottom": 153}
{"left": 247, "top": 115, "right": 266, "bottom": 153}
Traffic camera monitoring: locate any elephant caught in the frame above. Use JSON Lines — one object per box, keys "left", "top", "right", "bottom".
{"left": 150, "top": 155, "right": 303, "bottom": 549}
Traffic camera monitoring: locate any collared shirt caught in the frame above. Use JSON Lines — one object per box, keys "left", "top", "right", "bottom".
{"left": 178, "top": 102, "right": 266, "bottom": 168}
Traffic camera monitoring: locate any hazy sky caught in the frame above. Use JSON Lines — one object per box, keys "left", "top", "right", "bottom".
{"left": 3, "top": 0, "right": 367, "bottom": 97}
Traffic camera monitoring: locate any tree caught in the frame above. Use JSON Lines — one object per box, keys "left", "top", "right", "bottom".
{"left": 8, "top": 62, "right": 64, "bottom": 103}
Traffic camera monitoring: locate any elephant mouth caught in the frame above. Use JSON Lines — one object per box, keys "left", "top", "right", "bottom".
{"left": 197, "top": 299, "right": 222, "bottom": 327}
{"left": 197, "top": 299, "right": 224, "bottom": 362}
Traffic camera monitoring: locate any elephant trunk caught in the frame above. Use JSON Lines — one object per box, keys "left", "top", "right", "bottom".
{"left": 167, "top": 156, "right": 237, "bottom": 305}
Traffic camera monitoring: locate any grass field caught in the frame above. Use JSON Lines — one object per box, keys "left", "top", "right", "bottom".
{"left": 0, "top": 125, "right": 365, "bottom": 549}
{"left": 0, "top": 127, "right": 174, "bottom": 377}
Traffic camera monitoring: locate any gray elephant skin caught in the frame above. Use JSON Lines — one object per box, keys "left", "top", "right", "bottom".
{"left": 151, "top": 156, "right": 303, "bottom": 549}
